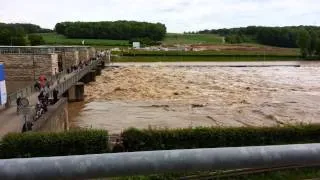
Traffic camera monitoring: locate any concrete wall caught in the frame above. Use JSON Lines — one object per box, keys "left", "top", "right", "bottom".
{"left": 89, "top": 47, "right": 96, "bottom": 59}
{"left": 32, "top": 98, "right": 69, "bottom": 132}
{"left": 79, "top": 49, "right": 89, "bottom": 62}
{"left": 63, "top": 51, "right": 79, "bottom": 69}
{"left": 0, "top": 53, "right": 58, "bottom": 81}
{"left": 51, "top": 53, "right": 59, "bottom": 74}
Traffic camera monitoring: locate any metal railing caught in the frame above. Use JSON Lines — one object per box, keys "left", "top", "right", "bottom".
{"left": 17, "top": 59, "right": 101, "bottom": 126}
{"left": 6, "top": 59, "right": 101, "bottom": 108}
{"left": 52, "top": 59, "right": 101, "bottom": 97}
{"left": 0, "top": 47, "right": 55, "bottom": 54}
{"left": 6, "top": 70, "right": 67, "bottom": 107}
{"left": 0, "top": 46, "right": 93, "bottom": 55}
{"left": 1, "top": 143, "right": 320, "bottom": 179}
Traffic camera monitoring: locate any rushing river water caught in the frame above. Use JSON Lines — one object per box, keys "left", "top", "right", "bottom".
{"left": 68, "top": 63, "right": 320, "bottom": 134}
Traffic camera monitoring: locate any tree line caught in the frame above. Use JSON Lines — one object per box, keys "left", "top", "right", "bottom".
{"left": 0, "top": 23, "right": 50, "bottom": 45}
{"left": 199, "top": 26, "right": 320, "bottom": 57}
{"left": 55, "top": 21, "right": 167, "bottom": 42}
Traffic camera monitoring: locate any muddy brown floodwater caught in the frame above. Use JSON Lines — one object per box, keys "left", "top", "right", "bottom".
{"left": 68, "top": 65, "right": 320, "bottom": 134}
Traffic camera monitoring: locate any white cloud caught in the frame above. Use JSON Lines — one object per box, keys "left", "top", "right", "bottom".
{"left": 1, "top": 0, "right": 320, "bottom": 32}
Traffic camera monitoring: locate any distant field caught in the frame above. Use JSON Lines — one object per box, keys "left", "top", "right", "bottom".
{"left": 163, "top": 33, "right": 224, "bottom": 45}
{"left": 38, "top": 33, "right": 224, "bottom": 47}
{"left": 37, "top": 33, "right": 299, "bottom": 58}
{"left": 120, "top": 49, "right": 299, "bottom": 56}
{"left": 37, "top": 33, "right": 130, "bottom": 46}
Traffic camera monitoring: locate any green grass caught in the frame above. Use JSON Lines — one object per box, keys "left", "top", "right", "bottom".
{"left": 36, "top": 33, "right": 130, "bottom": 46}
{"left": 112, "top": 55, "right": 299, "bottom": 62}
{"left": 121, "top": 49, "right": 299, "bottom": 56}
{"left": 38, "top": 33, "right": 223, "bottom": 47}
{"left": 163, "top": 33, "right": 224, "bottom": 45}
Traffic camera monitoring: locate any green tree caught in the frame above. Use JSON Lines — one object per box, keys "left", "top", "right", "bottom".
{"left": 28, "top": 34, "right": 45, "bottom": 45}
{"left": 56, "top": 21, "right": 167, "bottom": 41}
{"left": 315, "top": 38, "right": 320, "bottom": 55}
{"left": 297, "top": 28, "right": 311, "bottom": 58}
{"left": 308, "top": 30, "right": 317, "bottom": 56}
{"left": 0, "top": 24, "right": 26, "bottom": 45}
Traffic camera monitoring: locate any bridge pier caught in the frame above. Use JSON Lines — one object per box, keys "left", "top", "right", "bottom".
{"left": 95, "top": 67, "right": 102, "bottom": 76}
{"left": 67, "top": 82, "right": 85, "bottom": 102}
{"left": 80, "top": 70, "right": 96, "bottom": 84}
{"left": 100, "top": 61, "right": 105, "bottom": 69}
{"left": 89, "top": 70, "right": 96, "bottom": 82}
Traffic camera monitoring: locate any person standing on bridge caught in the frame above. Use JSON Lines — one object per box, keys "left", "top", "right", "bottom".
{"left": 112, "top": 139, "right": 125, "bottom": 153}
{"left": 53, "top": 88, "right": 59, "bottom": 104}
{"left": 39, "top": 75, "right": 47, "bottom": 89}
{"left": 16, "top": 96, "right": 22, "bottom": 114}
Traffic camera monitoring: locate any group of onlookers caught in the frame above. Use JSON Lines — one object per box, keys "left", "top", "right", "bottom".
{"left": 18, "top": 56, "right": 102, "bottom": 132}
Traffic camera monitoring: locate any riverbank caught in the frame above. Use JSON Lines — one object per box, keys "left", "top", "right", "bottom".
{"left": 110, "top": 61, "right": 320, "bottom": 67}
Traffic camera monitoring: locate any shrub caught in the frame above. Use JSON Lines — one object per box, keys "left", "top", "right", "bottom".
{"left": 121, "top": 125, "right": 320, "bottom": 151}
{"left": 28, "top": 34, "right": 45, "bottom": 45}
{"left": 0, "top": 129, "right": 109, "bottom": 159}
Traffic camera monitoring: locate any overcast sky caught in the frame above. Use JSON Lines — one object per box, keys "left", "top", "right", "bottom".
{"left": 1, "top": 0, "right": 320, "bottom": 33}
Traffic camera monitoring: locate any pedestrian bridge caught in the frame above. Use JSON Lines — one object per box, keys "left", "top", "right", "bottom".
{"left": 0, "top": 58, "right": 106, "bottom": 137}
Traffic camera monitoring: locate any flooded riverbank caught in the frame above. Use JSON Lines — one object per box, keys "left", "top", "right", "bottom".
{"left": 69, "top": 65, "right": 320, "bottom": 134}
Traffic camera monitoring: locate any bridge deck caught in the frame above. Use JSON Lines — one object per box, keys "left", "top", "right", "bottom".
{"left": 0, "top": 72, "right": 78, "bottom": 138}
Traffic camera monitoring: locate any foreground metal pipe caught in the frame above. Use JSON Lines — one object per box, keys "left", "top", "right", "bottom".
{"left": 1, "top": 143, "right": 320, "bottom": 180}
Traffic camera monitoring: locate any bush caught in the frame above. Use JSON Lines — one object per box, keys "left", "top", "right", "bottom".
{"left": 0, "top": 129, "right": 109, "bottom": 159}
{"left": 121, "top": 125, "right": 320, "bottom": 151}
{"left": 28, "top": 34, "right": 45, "bottom": 45}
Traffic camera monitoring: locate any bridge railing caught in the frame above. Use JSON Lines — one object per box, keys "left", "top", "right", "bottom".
{"left": 6, "top": 69, "right": 68, "bottom": 108}
{"left": 6, "top": 58, "right": 102, "bottom": 107}
{"left": 0, "top": 143, "right": 320, "bottom": 179}
{"left": 52, "top": 59, "right": 101, "bottom": 97}
{"left": 20, "top": 59, "right": 101, "bottom": 125}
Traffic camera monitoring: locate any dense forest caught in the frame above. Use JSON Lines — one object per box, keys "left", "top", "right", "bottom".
{"left": 54, "top": 21, "right": 167, "bottom": 42}
{"left": 0, "top": 23, "right": 50, "bottom": 45}
{"left": 198, "top": 26, "right": 320, "bottom": 57}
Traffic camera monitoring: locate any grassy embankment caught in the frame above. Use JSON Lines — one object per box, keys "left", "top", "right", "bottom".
{"left": 38, "top": 32, "right": 300, "bottom": 61}
{"left": 163, "top": 33, "right": 224, "bottom": 45}
{"left": 38, "top": 32, "right": 223, "bottom": 47}
{"left": 37, "top": 33, "right": 130, "bottom": 47}
{"left": 113, "top": 48, "right": 300, "bottom": 62}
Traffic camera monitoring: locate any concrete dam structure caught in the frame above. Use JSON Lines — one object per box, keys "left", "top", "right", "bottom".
{"left": 0, "top": 46, "right": 109, "bottom": 137}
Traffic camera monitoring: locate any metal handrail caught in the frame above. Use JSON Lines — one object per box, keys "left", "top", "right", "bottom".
{"left": 52, "top": 59, "right": 100, "bottom": 97}
{"left": 6, "top": 69, "right": 68, "bottom": 107}
{"left": 6, "top": 59, "right": 101, "bottom": 108}
{"left": 22, "top": 59, "right": 101, "bottom": 123}
{"left": 1, "top": 143, "right": 320, "bottom": 179}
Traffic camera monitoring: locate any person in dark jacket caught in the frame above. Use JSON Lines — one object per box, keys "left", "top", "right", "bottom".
{"left": 34, "top": 81, "right": 40, "bottom": 91}
{"left": 22, "top": 121, "right": 33, "bottom": 132}
{"left": 16, "top": 97, "right": 22, "bottom": 114}
{"left": 112, "top": 139, "right": 125, "bottom": 153}
{"left": 53, "top": 88, "right": 59, "bottom": 103}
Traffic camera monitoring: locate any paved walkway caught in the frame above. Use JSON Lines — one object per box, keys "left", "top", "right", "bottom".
{"left": 0, "top": 72, "right": 75, "bottom": 138}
